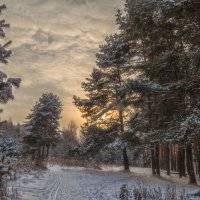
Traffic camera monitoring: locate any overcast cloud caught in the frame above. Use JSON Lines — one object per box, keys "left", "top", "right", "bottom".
{"left": 1, "top": 0, "right": 123, "bottom": 127}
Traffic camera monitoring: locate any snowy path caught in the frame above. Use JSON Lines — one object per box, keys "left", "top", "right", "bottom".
{"left": 47, "top": 174, "right": 61, "bottom": 200}
{"left": 43, "top": 167, "right": 136, "bottom": 200}
{"left": 9, "top": 165, "right": 200, "bottom": 200}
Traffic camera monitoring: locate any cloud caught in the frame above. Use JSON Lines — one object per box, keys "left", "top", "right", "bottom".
{"left": 1, "top": 0, "right": 123, "bottom": 127}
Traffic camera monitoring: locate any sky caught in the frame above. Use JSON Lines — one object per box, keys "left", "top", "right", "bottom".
{"left": 1, "top": 0, "right": 124, "bottom": 127}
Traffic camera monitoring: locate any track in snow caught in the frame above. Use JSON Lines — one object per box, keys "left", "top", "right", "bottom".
{"left": 48, "top": 174, "right": 61, "bottom": 200}
{"left": 42, "top": 167, "right": 135, "bottom": 200}
{"left": 11, "top": 165, "right": 200, "bottom": 200}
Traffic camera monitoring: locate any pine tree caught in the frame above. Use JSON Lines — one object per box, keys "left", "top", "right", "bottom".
{"left": 74, "top": 34, "right": 135, "bottom": 170}
{"left": 24, "top": 93, "right": 62, "bottom": 160}
{"left": 0, "top": 4, "right": 21, "bottom": 197}
{"left": 0, "top": 5, "right": 21, "bottom": 109}
{"left": 74, "top": 0, "right": 199, "bottom": 181}
{"left": 117, "top": 0, "right": 199, "bottom": 183}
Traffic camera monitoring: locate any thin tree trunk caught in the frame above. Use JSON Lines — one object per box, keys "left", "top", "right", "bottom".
{"left": 186, "top": 143, "right": 197, "bottom": 185}
{"left": 166, "top": 144, "right": 170, "bottom": 176}
{"left": 160, "top": 145, "right": 163, "bottom": 170}
{"left": 155, "top": 144, "right": 160, "bottom": 176}
{"left": 194, "top": 139, "right": 200, "bottom": 179}
{"left": 42, "top": 145, "right": 45, "bottom": 158}
{"left": 123, "top": 147, "right": 130, "bottom": 171}
{"left": 46, "top": 146, "right": 50, "bottom": 158}
{"left": 0, "top": 175, "right": 4, "bottom": 199}
{"left": 151, "top": 147, "right": 156, "bottom": 175}
{"left": 38, "top": 146, "right": 42, "bottom": 159}
{"left": 198, "top": 140, "right": 200, "bottom": 179}
{"left": 119, "top": 109, "right": 130, "bottom": 171}
{"left": 32, "top": 150, "right": 35, "bottom": 160}
{"left": 174, "top": 145, "right": 178, "bottom": 172}
{"left": 181, "top": 147, "right": 186, "bottom": 177}
{"left": 170, "top": 145, "right": 174, "bottom": 172}
{"left": 178, "top": 147, "right": 182, "bottom": 178}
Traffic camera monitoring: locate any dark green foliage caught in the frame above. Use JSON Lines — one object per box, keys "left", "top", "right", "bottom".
{"left": 24, "top": 93, "right": 62, "bottom": 159}
{"left": 116, "top": 0, "right": 199, "bottom": 183}
{"left": 74, "top": 0, "right": 199, "bottom": 182}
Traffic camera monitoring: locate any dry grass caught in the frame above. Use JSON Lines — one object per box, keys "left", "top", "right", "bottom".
{"left": 119, "top": 183, "right": 191, "bottom": 200}
{"left": 48, "top": 157, "right": 101, "bottom": 170}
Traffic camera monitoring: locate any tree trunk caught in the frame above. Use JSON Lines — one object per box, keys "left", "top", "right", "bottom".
{"left": 42, "top": 145, "right": 45, "bottom": 158}
{"left": 166, "top": 144, "right": 170, "bottom": 176}
{"left": 123, "top": 147, "right": 130, "bottom": 171}
{"left": 151, "top": 147, "right": 156, "bottom": 174}
{"left": 186, "top": 143, "right": 197, "bottom": 185}
{"left": 155, "top": 144, "right": 160, "bottom": 176}
{"left": 181, "top": 147, "right": 186, "bottom": 177}
{"left": 46, "top": 146, "right": 50, "bottom": 158}
{"left": 178, "top": 147, "right": 182, "bottom": 178}
{"left": 119, "top": 109, "right": 130, "bottom": 171}
{"left": 38, "top": 146, "right": 42, "bottom": 159}
{"left": 197, "top": 139, "right": 200, "bottom": 180}
{"left": 0, "top": 176, "right": 4, "bottom": 199}
{"left": 31, "top": 150, "right": 35, "bottom": 160}
{"left": 170, "top": 145, "right": 174, "bottom": 172}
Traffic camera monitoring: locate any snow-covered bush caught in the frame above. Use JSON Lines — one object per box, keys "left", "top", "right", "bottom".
{"left": 0, "top": 126, "right": 23, "bottom": 198}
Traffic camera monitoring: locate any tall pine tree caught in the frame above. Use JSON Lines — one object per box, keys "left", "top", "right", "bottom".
{"left": 74, "top": 34, "right": 135, "bottom": 170}
{"left": 117, "top": 0, "right": 199, "bottom": 183}
{"left": 0, "top": 4, "right": 21, "bottom": 197}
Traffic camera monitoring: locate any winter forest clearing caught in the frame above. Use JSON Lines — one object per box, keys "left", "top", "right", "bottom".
{"left": 5, "top": 165, "right": 200, "bottom": 200}
{"left": 0, "top": 0, "right": 200, "bottom": 199}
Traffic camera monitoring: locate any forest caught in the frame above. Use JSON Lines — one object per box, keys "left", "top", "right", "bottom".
{"left": 0, "top": 0, "right": 200, "bottom": 199}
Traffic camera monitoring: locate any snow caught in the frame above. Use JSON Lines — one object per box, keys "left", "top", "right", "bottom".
{"left": 0, "top": 135, "right": 22, "bottom": 154}
{"left": 8, "top": 165, "right": 200, "bottom": 200}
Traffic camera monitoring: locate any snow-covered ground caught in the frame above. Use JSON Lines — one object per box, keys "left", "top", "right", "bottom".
{"left": 8, "top": 165, "right": 200, "bottom": 200}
